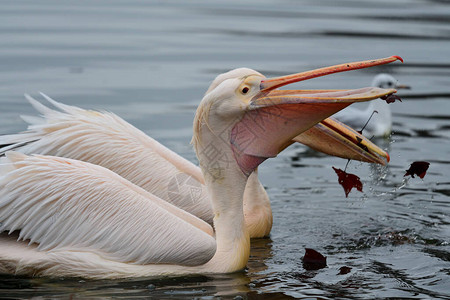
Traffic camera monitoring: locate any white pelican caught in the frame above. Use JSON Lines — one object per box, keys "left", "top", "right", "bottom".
{"left": 333, "top": 73, "right": 410, "bottom": 137}
{"left": 0, "top": 56, "right": 401, "bottom": 278}
{"left": 0, "top": 95, "right": 388, "bottom": 238}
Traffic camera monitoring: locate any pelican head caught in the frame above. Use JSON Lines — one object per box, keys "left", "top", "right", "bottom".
{"left": 193, "top": 56, "right": 402, "bottom": 179}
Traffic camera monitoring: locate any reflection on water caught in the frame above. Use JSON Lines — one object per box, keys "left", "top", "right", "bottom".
{"left": 1, "top": 0, "right": 450, "bottom": 299}
{"left": 0, "top": 239, "right": 275, "bottom": 299}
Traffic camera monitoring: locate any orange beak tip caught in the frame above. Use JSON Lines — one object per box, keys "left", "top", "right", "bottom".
{"left": 386, "top": 151, "right": 390, "bottom": 163}
{"left": 393, "top": 55, "right": 404, "bottom": 63}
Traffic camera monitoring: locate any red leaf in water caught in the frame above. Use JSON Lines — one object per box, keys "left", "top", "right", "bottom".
{"left": 338, "top": 266, "right": 352, "bottom": 275}
{"left": 332, "top": 167, "right": 363, "bottom": 197}
{"left": 302, "top": 248, "right": 327, "bottom": 270}
{"left": 404, "top": 161, "right": 430, "bottom": 179}
{"left": 380, "top": 94, "right": 402, "bottom": 104}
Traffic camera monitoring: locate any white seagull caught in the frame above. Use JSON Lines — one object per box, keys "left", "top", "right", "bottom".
{"left": 333, "top": 73, "right": 410, "bottom": 137}
{"left": 0, "top": 56, "right": 401, "bottom": 278}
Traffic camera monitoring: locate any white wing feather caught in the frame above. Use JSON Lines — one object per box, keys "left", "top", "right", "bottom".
{"left": 0, "top": 152, "right": 216, "bottom": 266}
{"left": 0, "top": 94, "right": 213, "bottom": 224}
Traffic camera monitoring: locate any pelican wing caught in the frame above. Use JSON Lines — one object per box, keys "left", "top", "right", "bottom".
{"left": 0, "top": 152, "right": 216, "bottom": 266}
{"left": 0, "top": 94, "right": 213, "bottom": 224}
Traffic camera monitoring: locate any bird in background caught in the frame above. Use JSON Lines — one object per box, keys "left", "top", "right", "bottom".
{"left": 333, "top": 73, "right": 410, "bottom": 138}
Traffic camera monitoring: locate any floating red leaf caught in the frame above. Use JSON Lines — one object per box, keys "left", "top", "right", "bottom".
{"left": 302, "top": 248, "right": 327, "bottom": 270}
{"left": 404, "top": 161, "right": 430, "bottom": 179}
{"left": 333, "top": 167, "right": 363, "bottom": 197}
{"left": 338, "top": 266, "right": 352, "bottom": 275}
{"left": 381, "top": 94, "right": 402, "bottom": 104}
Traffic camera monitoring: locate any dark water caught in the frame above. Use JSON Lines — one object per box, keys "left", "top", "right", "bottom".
{"left": 1, "top": 0, "right": 449, "bottom": 299}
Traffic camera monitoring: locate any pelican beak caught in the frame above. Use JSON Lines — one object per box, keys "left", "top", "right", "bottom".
{"left": 231, "top": 56, "right": 402, "bottom": 174}
{"left": 294, "top": 118, "right": 390, "bottom": 165}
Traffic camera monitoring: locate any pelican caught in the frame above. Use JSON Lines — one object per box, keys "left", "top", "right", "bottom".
{"left": 0, "top": 56, "right": 401, "bottom": 278}
{"left": 333, "top": 73, "right": 410, "bottom": 137}
{"left": 0, "top": 94, "right": 388, "bottom": 238}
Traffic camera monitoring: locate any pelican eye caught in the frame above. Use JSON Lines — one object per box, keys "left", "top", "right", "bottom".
{"left": 242, "top": 87, "right": 250, "bottom": 94}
